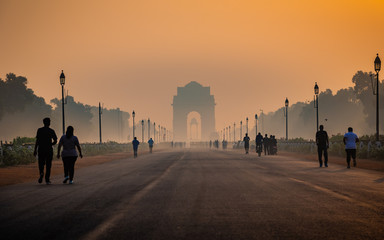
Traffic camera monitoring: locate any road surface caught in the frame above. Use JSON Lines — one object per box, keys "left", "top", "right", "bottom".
{"left": 1, "top": 149, "right": 383, "bottom": 240}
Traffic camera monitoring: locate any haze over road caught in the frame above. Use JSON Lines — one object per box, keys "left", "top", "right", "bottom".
{"left": 1, "top": 149, "right": 383, "bottom": 240}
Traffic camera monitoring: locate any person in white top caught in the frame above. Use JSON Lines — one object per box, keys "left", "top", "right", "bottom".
{"left": 57, "top": 126, "right": 83, "bottom": 184}
{"left": 343, "top": 127, "right": 359, "bottom": 168}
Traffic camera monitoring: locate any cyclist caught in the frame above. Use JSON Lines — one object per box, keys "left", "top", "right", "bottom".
{"left": 255, "top": 132, "right": 263, "bottom": 156}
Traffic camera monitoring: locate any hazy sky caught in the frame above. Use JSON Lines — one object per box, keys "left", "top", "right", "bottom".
{"left": 1, "top": 0, "right": 383, "bottom": 131}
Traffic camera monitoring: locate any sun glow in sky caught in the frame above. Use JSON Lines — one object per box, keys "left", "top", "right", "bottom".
{"left": 1, "top": 0, "right": 383, "bottom": 130}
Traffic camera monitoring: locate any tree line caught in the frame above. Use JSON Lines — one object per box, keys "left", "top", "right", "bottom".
{"left": 0, "top": 73, "right": 131, "bottom": 142}
{"left": 1, "top": 71, "right": 383, "bottom": 142}
{"left": 256, "top": 71, "right": 384, "bottom": 140}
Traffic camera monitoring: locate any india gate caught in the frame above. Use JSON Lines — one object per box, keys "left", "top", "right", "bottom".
{"left": 172, "top": 81, "right": 216, "bottom": 141}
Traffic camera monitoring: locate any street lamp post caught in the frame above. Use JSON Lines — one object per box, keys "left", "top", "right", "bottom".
{"left": 132, "top": 111, "right": 135, "bottom": 138}
{"left": 158, "top": 125, "right": 161, "bottom": 143}
{"left": 285, "top": 98, "right": 289, "bottom": 140}
{"left": 314, "top": 82, "right": 319, "bottom": 131}
{"left": 226, "top": 127, "right": 228, "bottom": 141}
{"left": 374, "top": 54, "right": 381, "bottom": 142}
{"left": 148, "top": 119, "right": 150, "bottom": 141}
{"left": 153, "top": 122, "right": 156, "bottom": 142}
{"left": 260, "top": 109, "right": 264, "bottom": 134}
{"left": 161, "top": 127, "right": 163, "bottom": 142}
{"left": 221, "top": 130, "right": 223, "bottom": 141}
{"left": 229, "top": 126, "right": 231, "bottom": 142}
{"left": 141, "top": 120, "right": 144, "bottom": 142}
{"left": 246, "top": 117, "right": 249, "bottom": 134}
{"left": 233, "top": 123, "right": 236, "bottom": 142}
{"left": 255, "top": 114, "right": 258, "bottom": 137}
{"left": 99, "top": 102, "right": 102, "bottom": 144}
{"left": 240, "top": 121, "right": 243, "bottom": 140}
{"left": 60, "top": 70, "right": 66, "bottom": 135}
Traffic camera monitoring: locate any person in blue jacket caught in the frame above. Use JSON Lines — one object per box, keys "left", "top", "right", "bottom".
{"left": 132, "top": 137, "right": 140, "bottom": 158}
{"left": 148, "top": 138, "right": 154, "bottom": 153}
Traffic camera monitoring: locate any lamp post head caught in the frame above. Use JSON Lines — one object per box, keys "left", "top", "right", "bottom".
{"left": 132, "top": 111, "right": 135, "bottom": 118}
{"left": 141, "top": 120, "right": 144, "bottom": 125}
{"left": 285, "top": 98, "right": 289, "bottom": 107}
{"left": 60, "top": 70, "right": 65, "bottom": 85}
{"left": 240, "top": 121, "right": 242, "bottom": 124}
{"left": 148, "top": 118, "right": 150, "bottom": 123}
{"left": 246, "top": 117, "right": 248, "bottom": 121}
{"left": 375, "top": 53, "right": 381, "bottom": 72}
{"left": 255, "top": 114, "right": 258, "bottom": 120}
{"left": 314, "top": 82, "right": 319, "bottom": 95}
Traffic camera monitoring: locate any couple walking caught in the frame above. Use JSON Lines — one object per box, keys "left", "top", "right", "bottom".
{"left": 34, "top": 118, "right": 82, "bottom": 185}
{"left": 316, "top": 125, "right": 359, "bottom": 168}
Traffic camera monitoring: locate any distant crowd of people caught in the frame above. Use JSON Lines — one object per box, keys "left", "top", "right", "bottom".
{"left": 255, "top": 133, "right": 277, "bottom": 156}
{"left": 207, "top": 125, "right": 360, "bottom": 169}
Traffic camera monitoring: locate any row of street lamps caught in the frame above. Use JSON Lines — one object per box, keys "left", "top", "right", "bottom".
{"left": 225, "top": 51, "right": 381, "bottom": 141}
{"left": 132, "top": 111, "right": 170, "bottom": 143}
{"left": 221, "top": 104, "right": 288, "bottom": 142}
{"left": 61, "top": 53, "right": 382, "bottom": 143}
{"left": 59, "top": 71, "right": 170, "bottom": 144}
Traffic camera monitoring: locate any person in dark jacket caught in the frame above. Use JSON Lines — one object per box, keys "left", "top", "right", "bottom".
{"left": 33, "top": 118, "right": 57, "bottom": 184}
{"left": 148, "top": 138, "right": 154, "bottom": 153}
{"left": 316, "top": 125, "right": 329, "bottom": 167}
{"left": 255, "top": 133, "right": 263, "bottom": 156}
{"left": 132, "top": 137, "right": 140, "bottom": 157}
{"left": 243, "top": 133, "right": 250, "bottom": 154}
{"left": 264, "top": 134, "right": 269, "bottom": 155}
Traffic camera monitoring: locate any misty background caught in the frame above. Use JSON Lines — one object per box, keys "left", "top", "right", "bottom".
{"left": 1, "top": 71, "right": 382, "bottom": 142}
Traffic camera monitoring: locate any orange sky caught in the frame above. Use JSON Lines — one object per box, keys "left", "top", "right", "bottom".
{"left": 1, "top": 0, "right": 384, "bottom": 131}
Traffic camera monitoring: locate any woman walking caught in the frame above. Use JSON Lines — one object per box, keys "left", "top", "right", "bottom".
{"left": 57, "top": 126, "right": 83, "bottom": 184}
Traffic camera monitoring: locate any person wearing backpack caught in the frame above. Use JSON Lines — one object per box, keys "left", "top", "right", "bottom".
{"left": 316, "top": 125, "right": 329, "bottom": 167}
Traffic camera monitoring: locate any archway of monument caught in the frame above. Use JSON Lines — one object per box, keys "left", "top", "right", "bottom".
{"left": 187, "top": 112, "right": 201, "bottom": 141}
{"left": 172, "top": 81, "right": 216, "bottom": 141}
{"left": 172, "top": 81, "right": 217, "bottom": 142}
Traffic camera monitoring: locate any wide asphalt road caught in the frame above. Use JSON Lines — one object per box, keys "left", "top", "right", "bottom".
{"left": 1, "top": 149, "right": 384, "bottom": 240}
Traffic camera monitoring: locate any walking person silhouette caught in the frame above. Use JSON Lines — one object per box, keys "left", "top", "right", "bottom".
{"left": 148, "top": 138, "right": 154, "bottom": 153}
{"left": 132, "top": 137, "right": 140, "bottom": 157}
{"left": 243, "top": 133, "right": 250, "bottom": 154}
{"left": 343, "top": 127, "right": 359, "bottom": 168}
{"left": 33, "top": 118, "right": 57, "bottom": 185}
{"left": 316, "top": 125, "right": 329, "bottom": 167}
{"left": 264, "top": 134, "right": 269, "bottom": 155}
{"left": 57, "top": 126, "right": 83, "bottom": 184}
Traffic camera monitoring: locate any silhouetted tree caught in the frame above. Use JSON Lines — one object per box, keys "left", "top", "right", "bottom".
{"left": 0, "top": 73, "right": 35, "bottom": 120}
{"left": 0, "top": 73, "right": 53, "bottom": 140}
{"left": 352, "top": 71, "right": 384, "bottom": 132}
{"left": 51, "top": 96, "right": 93, "bottom": 139}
